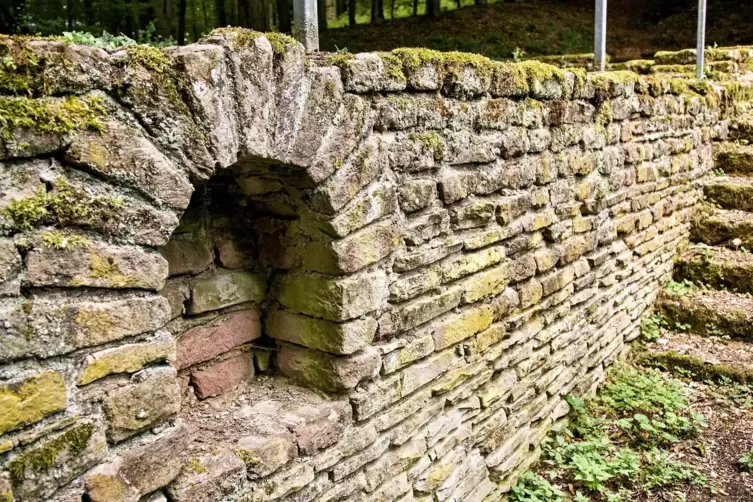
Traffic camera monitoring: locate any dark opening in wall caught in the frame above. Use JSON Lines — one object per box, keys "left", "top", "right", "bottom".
{"left": 159, "top": 159, "right": 308, "bottom": 404}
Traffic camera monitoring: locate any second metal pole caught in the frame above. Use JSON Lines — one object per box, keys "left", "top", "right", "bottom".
{"left": 294, "top": 0, "right": 319, "bottom": 51}
{"left": 594, "top": 0, "right": 607, "bottom": 72}
{"left": 696, "top": 0, "right": 707, "bottom": 79}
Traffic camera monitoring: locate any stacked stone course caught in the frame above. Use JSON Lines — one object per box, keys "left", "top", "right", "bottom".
{"left": 0, "top": 31, "right": 743, "bottom": 502}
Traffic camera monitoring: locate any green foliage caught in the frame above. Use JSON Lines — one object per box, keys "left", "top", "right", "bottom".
{"left": 664, "top": 279, "right": 695, "bottom": 297}
{"left": 739, "top": 448, "right": 753, "bottom": 472}
{"left": 61, "top": 30, "right": 138, "bottom": 49}
{"left": 518, "top": 365, "right": 706, "bottom": 499}
{"left": 508, "top": 472, "right": 566, "bottom": 502}
{"left": 640, "top": 314, "right": 667, "bottom": 341}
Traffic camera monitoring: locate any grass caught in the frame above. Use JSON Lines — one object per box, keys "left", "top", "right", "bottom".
{"left": 320, "top": 0, "right": 753, "bottom": 62}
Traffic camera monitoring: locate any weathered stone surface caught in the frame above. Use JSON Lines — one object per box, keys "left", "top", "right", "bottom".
{"left": 675, "top": 245, "right": 753, "bottom": 294}
{"left": 103, "top": 367, "right": 181, "bottom": 443}
{"left": 167, "top": 448, "right": 246, "bottom": 502}
{"left": 266, "top": 308, "right": 377, "bottom": 355}
{"left": 79, "top": 332, "right": 175, "bottom": 385}
{"left": 658, "top": 288, "right": 753, "bottom": 339}
{"left": 316, "top": 182, "right": 398, "bottom": 238}
{"left": 0, "top": 293, "right": 171, "bottom": 362}
{"left": 303, "top": 218, "right": 402, "bottom": 274}
{"left": 161, "top": 233, "right": 214, "bottom": 276}
{"left": 442, "top": 246, "right": 505, "bottom": 283}
{"left": 704, "top": 177, "right": 753, "bottom": 212}
{"left": 691, "top": 208, "right": 753, "bottom": 248}
{"left": 0, "top": 239, "right": 21, "bottom": 296}
{"left": 0, "top": 371, "right": 66, "bottom": 436}
{"left": 6, "top": 421, "right": 107, "bottom": 502}
{"left": 273, "top": 270, "right": 386, "bottom": 321}
{"left": 235, "top": 435, "right": 296, "bottom": 478}
{"left": 432, "top": 305, "right": 494, "bottom": 351}
{"left": 65, "top": 119, "right": 194, "bottom": 210}
{"left": 278, "top": 345, "right": 380, "bottom": 392}
{"left": 84, "top": 422, "right": 189, "bottom": 502}
{"left": 187, "top": 270, "right": 267, "bottom": 314}
{"left": 25, "top": 244, "right": 168, "bottom": 290}
{"left": 282, "top": 400, "right": 352, "bottom": 455}
{"left": 191, "top": 352, "right": 255, "bottom": 399}
{"left": 176, "top": 310, "right": 261, "bottom": 369}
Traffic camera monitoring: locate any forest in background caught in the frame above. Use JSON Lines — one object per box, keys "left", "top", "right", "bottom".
{"left": 1, "top": 0, "right": 751, "bottom": 60}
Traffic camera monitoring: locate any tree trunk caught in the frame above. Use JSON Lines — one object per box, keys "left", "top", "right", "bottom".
{"left": 412, "top": 0, "right": 417, "bottom": 17}
{"left": 178, "top": 0, "right": 187, "bottom": 44}
{"left": 276, "top": 0, "right": 290, "bottom": 32}
{"left": 348, "top": 0, "right": 355, "bottom": 26}
{"left": 248, "top": 0, "right": 269, "bottom": 30}
{"left": 426, "top": 0, "right": 440, "bottom": 17}
{"left": 390, "top": 0, "right": 394, "bottom": 20}
{"left": 66, "top": 0, "right": 73, "bottom": 29}
{"left": 371, "top": 0, "right": 383, "bottom": 22}
{"left": 215, "top": 0, "right": 226, "bottom": 25}
{"left": 317, "top": 0, "right": 327, "bottom": 31}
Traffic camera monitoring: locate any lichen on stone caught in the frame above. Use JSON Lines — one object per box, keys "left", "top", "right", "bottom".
{"left": 7, "top": 422, "right": 94, "bottom": 484}
{"left": 208, "top": 28, "right": 296, "bottom": 55}
{"left": 40, "top": 230, "right": 91, "bottom": 249}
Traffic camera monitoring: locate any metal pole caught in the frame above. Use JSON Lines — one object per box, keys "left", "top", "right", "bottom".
{"left": 294, "top": 0, "right": 319, "bottom": 51}
{"left": 594, "top": 0, "right": 607, "bottom": 72}
{"left": 696, "top": 0, "right": 707, "bottom": 79}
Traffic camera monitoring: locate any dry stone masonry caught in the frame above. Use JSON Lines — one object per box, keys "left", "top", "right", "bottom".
{"left": 0, "top": 31, "right": 749, "bottom": 502}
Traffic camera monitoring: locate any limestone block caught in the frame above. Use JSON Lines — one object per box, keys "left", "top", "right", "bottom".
{"left": 0, "top": 293, "right": 171, "bottom": 362}
{"left": 398, "top": 179, "right": 437, "bottom": 213}
{"left": 5, "top": 421, "right": 107, "bottom": 502}
{"left": 277, "top": 345, "right": 380, "bottom": 392}
{"left": 432, "top": 306, "right": 494, "bottom": 351}
{"left": 83, "top": 422, "right": 190, "bottom": 502}
{"left": 234, "top": 435, "right": 296, "bottom": 478}
{"left": 0, "top": 371, "right": 66, "bottom": 436}
{"left": 166, "top": 448, "right": 246, "bottom": 502}
{"left": 316, "top": 182, "right": 398, "bottom": 238}
{"left": 272, "top": 270, "right": 386, "bottom": 322}
{"left": 281, "top": 400, "right": 352, "bottom": 455}
{"left": 0, "top": 239, "right": 21, "bottom": 296}
{"left": 176, "top": 310, "right": 261, "bottom": 369}
{"left": 161, "top": 233, "right": 213, "bottom": 276}
{"left": 25, "top": 244, "right": 168, "bottom": 291}
{"left": 64, "top": 119, "right": 194, "bottom": 210}
{"left": 265, "top": 308, "right": 376, "bottom": 355}
{"left": 389, "top": 266, "right": 442, "bottom": 303}
{"left": 303, "top": 218, "right": 402, "bottom": 274}
{"left": 442, "top": 246, "right": 505, "bottom": 283}
{"left": 187, "top": 270, "right": 267, "bottom": 314}
{"left": 337, "top": 53, "right": 407, "bottom": 93}
{"left": 103, "top": 367, "right": 181, "bottom": 443}
{"left": 79, "top": 332, "right": 175, "bottom": 385}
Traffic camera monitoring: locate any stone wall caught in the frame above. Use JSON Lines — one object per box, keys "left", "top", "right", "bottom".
{"left": 0, "top": 31, "right": 742, "bottom": 502}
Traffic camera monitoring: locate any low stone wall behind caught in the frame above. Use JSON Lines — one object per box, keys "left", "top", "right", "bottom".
{"left": 0, "top": 31, "right": 737, "bottom": 502}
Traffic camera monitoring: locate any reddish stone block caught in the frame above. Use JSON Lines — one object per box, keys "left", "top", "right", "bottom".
{"left": 191, "top": 353, "right": 254, "bottom": 399}
{"left": 176, "top": 310, "right": 261, "bottom": 370}
{"left": 214, "top": 232, "right": 255, "bottom": 269}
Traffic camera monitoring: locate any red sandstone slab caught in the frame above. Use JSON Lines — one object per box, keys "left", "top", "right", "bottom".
{"left": 176, "top": 310, "right": 261, "bottom": 370}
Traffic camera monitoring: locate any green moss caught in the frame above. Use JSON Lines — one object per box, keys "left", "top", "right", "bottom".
{"left": 386, "top": 94, "right": 410, "bottom": 109}
{"left": 40, "top": 230, "right": 91, "bottom": 249}
{"left": 391, "top": 47, "right": 444, "bottom": 72}
{"left": 611, "top": 59, "right": 654, "bottom": 75}
{"left": 518, "top": 60, "right": 566, "bottom": 84}
{"left": 323, "top": 50, "right": 355, "bottom": 69}
{"left": 641, "top": 351, "right": 753, "bottom": 385}
{"left": 650, "top": 64, "right": 695, "bottom": 75}
{"left": 1, "top": 177, "right": 122, "bottom": 231}
{"left": 595, "top": 100, "right": 613, "bottom": 126}
{"left": 0, "top": 94, "right": 106, "bottom": 146}
{"left": 442, "top": 51, "right": 494, "bottom": 78}
{"left": 7, "top": 422, "right": 94, "bottom": 484}
{"left": 408, "top": 132, "right": 445, "bottom": 160}
{"left": 375, "top": 52, "right": 407, "bottom": 82}
{"left": 208, "top": 28, "right": 296, "bottom": 55}
{"left": 124, "top": 45, "right": 186, "bottom": 107}
{"left": 568, "top": 66, "right": 588, "bottom": 96}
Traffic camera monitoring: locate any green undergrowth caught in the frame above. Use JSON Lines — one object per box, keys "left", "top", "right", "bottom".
{"left": 510, "top": 365, "right": 707, "bottom": 501}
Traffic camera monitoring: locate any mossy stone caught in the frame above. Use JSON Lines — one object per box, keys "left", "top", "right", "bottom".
{"left": 0, "top": 371, "right": 67, "bottom": 436}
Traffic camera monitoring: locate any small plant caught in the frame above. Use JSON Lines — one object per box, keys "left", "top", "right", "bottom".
{"left": 739, "top": 448, "right": 753, "bottom": 472}
{"left": 713, "top": 167, "right": 726, "bottom": 176}
{"left": 664, "top": 279, "right": 695, "bottom": 296}
{"left": 512, "top": 46, "right": 527, "bottom": 62}
{"left": 641, "top": 314, "right": 667, "bottom": 341}
{"left": 62, "top": 31, "right": 138, "bottom": 50}
{"left": 508, "top": 472, "right": 565, "bottom": 502}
